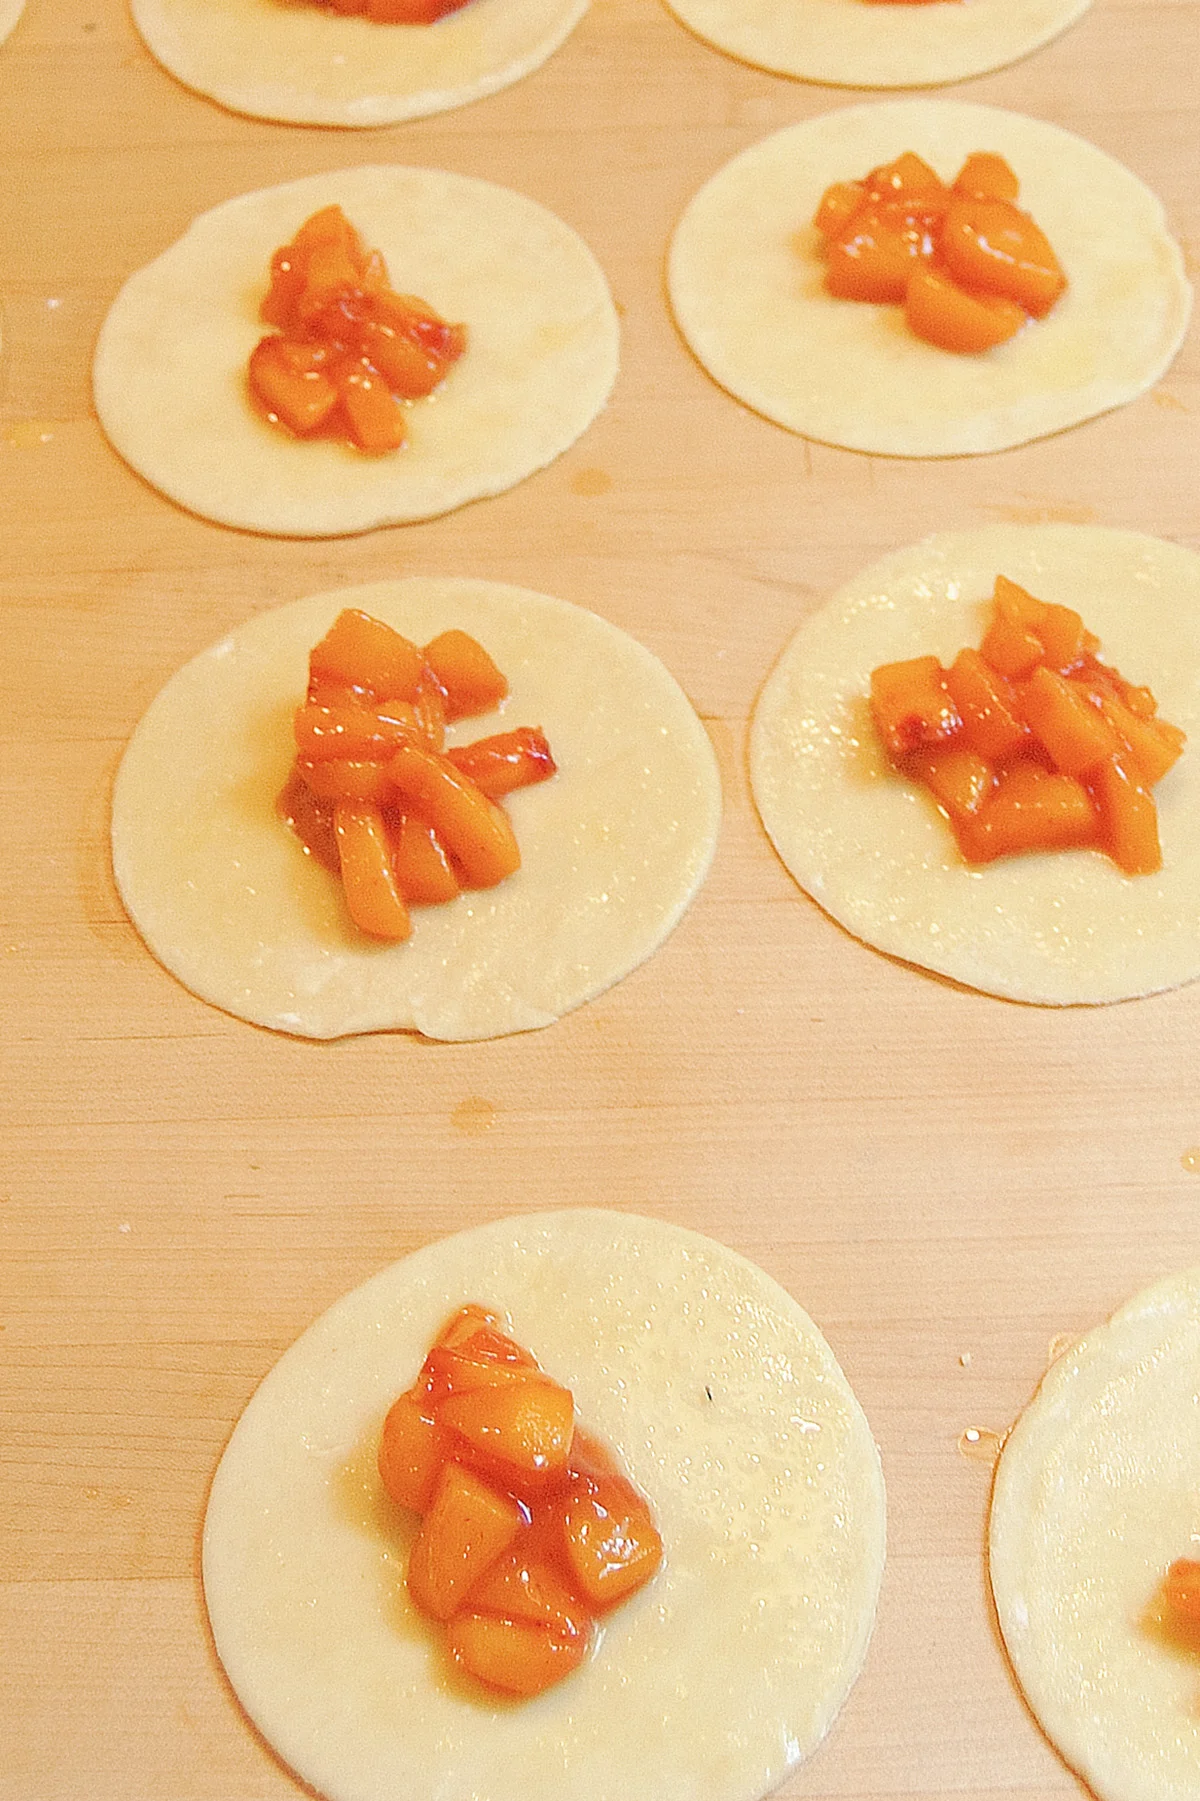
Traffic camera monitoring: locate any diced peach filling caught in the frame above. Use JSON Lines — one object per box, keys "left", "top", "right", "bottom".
{"left": 1164, "top": 1558, "right": 1200, "bottom": 1630}
{"left": 278, "top": 609, "right": 556, "bottom": 939}
{"left": 868, "top": 575, "right": 1185, "bottom": 875}
{"left": 248, "top": 206, "right": 466, "bottom": 453}
{"left": 813, "top": 151, "right": 1066, "bottom": 353}
{"left": 378, "top": 1305, "right": 663, "bottom": 1698}
{"left": 313, "top": 0, "right": 470, "bottom": 19}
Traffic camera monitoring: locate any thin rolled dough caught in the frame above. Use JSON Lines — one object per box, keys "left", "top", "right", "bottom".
{"left": 130, "top": 0, "right": 590, "bottom": 126}
{"left": 93, "top": 166, "right": 619, "bottom": 536}
{"left": 111, "top": 578, "right": 721, "bottom": 1041}
{"left": 990, "top": 1266, "right": 1200, "bottom": 1801}
{"left": 668, "top": 101, "right": 1191, "bottom": 458}
{"left": 749, "top": 526, "right": 1200, "bottom": 1005}
{"left": 203, "top": 1209, "right": 887, "bottom": 1801}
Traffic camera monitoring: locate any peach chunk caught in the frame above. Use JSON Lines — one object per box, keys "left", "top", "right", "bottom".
{"left": 448, "top": 1614, "right": 588, "bottom": 1697}
{"left": 439, "top": 1378, "right": 575, "bottom": 1478}
{"left": 870, "top": 656, "right": 961, "bottom": 759}
{"left": 407, "top": 1462, "right": 524, "bottom": 1623}
{"left": 560, "top": 1470, "right": 664, "bottom": 1611}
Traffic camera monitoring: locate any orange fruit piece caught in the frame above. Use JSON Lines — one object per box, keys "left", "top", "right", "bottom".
{"left": 560, "top": 1469, "right": 664, "bottom": 1611}
{"left": 870, "top": 655, "right": 962, "bottom": 759}
{"left": 407, "top": 1462, "right": 524, "bottom": 1623}
{"left": 385, "top": 742, "right": 521, "bottom": 888}
{"left": 333, "top": 802, "right": 411, "bottom": 940}
{"left": 309, "top": 609, "right": 425, "bottom": 701}
{"left": 1089, "top": 752, "right": 1162, "bottom": 875}
{"left": 447, "top": 1613, "right": 588, "bottom": 1697}
{"left": 824, "top": 201, "right": 935, "bottom": 304}
{"left": 939, "top": 196, "right": 1067, "bottom": 317}
{"left": 438, "top": 1378, "right": 575, "bottom": 1479}
{"left": 446, "top": 728, "right": 558, "bottom": 799}
{"left": 378, "top": 1388, "right": 449, "bottom": 1514}
{"left": 423, "top": 630, "right": 510, "bottom": 721}
{"left": 1165, "top": 1558, "right": 1200, "bottom": 1626}
{"left": 905, "top": 264, "right": 1027, "bottom": 354}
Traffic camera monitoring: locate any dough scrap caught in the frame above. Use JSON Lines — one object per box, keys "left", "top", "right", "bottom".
{"left": 130, "top": 0, "right": 589, "bottom": 126}
{"left": 111, "top": 578, "right": 721, "bottom": 1041}
{"left": 748, "top": 526, "right": 1200, "bottom": 1005}
{"left": 0, "top": 0, "right": 24, "bottom": 47}
{"left": 660, "top": 0, "right": 1091, "bottom": 90}
{"left": 203, "top": 1209, "right": 887, "bottom": 1801}
{"left": 93, "top": 166, "right": 619, "bottom": 536}
{"left": 989, "top": 1266, "right": 1200, "bottom": 1801}
{"left": 668, "top": 101, "right": 1191, "bottom": 458}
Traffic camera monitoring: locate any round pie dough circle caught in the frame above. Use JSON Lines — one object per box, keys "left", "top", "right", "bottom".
{"left": 748, "top": 525, "right": 1200, "bottom": 1005}
{"left": 668, "top": 101, "right": 1191, "bottom": 458}
{"left": 93, "top": 166, "right": 619, "bottom": 536}
{"left": 990, "top": 1267, "right": 1200, "bottom": 1801}
{"left": 111, "top": 578, "right": 721, "bottom": 1041}
{"left": 130, "top": 0, "right": 589, "bottom": 128}
{"left": 659, "top": 0, "right": 1091, "bottom": 90}
{"left": 203, "top": 1209, "right": 887, "bottom": 1801}
{"left": 0, "top": 0, "right": 25, "bottom": 48}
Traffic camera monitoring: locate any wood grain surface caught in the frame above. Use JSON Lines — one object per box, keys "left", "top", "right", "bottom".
{"left": 2, "top": 0, "right": 1199, "bottom": 1796}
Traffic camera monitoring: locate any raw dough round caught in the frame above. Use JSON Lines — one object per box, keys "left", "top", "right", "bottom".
{"left": 203, "top": 1209, "right": 887, "bottom": 1801}
{"left": 990, "top": 1267, "right": 1200, "bottom": 1801}
{"left": 659, "top": 0, "right": 1091, "bottom": 90}
{"left": 748, "top": 526, "right": 1200, "bottom": 1005}
{"left": 111, "top": 578, "right": 721, "bottom": 1041}
{"left": 668, "top": 101, "right": 1191, "bottom": 458}
{"left": 0, "top": 0, "right": 25, "bottom": 48}
{"left": 130, "top": 0, "right": 589, "bottom": 128}
{"left": 93, "top": 166, "right": 619, "bottom": 536}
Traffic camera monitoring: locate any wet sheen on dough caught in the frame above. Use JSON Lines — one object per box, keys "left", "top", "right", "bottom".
{"left": 749, "top": 526, "right": 1200, "bottom": 1005}
{"left": 130, "top": 0, "right": 589, "bottom": 127}
{"left": 668, "top": 101, "right": 1191, "bottom": 458}
{"left": 990, "top": 1267, "right": 1200, "bottom": 1801}
{"left": 111, "top": 579, "right": 721, "bottom": 1041}
{"left": 203, "top": 1210, "right": 887, "bottom": 1801}
{"left": 659, "top": 0, "right": 1091, "bottom": 89}
{"left": 93, "top": 166, "right": 619, "bottom": 536}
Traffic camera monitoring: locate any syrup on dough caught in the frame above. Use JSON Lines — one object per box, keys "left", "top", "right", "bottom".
{"left": 668, "top": 100, "right": 1191, "bottom": 458}
{"left": 990, "top": 1267, "right": 1200, "bottom": 1801}
{"left": 749, "top": 526, "right": 1200, "bottom": 1005}
{"left": 203, "top": 1209, "right": 887, "bottom": 1801}
{"left": 130, "top": 0, "right": 589, "bottom": 127}
{"left": 93, "top": 166, "right": 619, "bottom": 537}
{"left": 659, "top": 0, "right": 1091, "bottom": 90}
{"left": 111, "top": 578, "right": 721, "bottom": 1041}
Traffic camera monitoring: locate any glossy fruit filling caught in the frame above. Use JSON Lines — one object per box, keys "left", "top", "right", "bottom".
{"left": 378, "top": 1304, "right": 664, "bottom": 1698}
{"left": 279, "top": 609, "right": 556, "bottom": 939}
{"left": 309, "top": 0, "right": 470, "bottom": 19}
{"left": 869, "top": 576, "right": 1185, "bottom": 874}
{"left": 813, "top": 151, "right": 1066, "bottom": 352}
{"left": 249, "top": 205, "right": 466, "bottom": 453}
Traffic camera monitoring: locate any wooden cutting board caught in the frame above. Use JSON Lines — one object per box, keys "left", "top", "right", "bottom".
{"left": 2, "top": 0, "right": 1198, "bottom": 1795}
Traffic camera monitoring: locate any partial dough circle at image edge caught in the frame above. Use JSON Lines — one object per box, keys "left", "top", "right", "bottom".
{"left": 203, "top": 1209, "right": 887, "bottom": 1801}
{"left": 130, "top": 0, "right": 590, "bottom": 127}
{"left": 659, "top": 0, "right": 1092, "bottom": 90}
{"left": 748, "top": 525, "right": 1200, "bottom": 1005}
{"left": 111, "top": 578, "right": 721, "bottom": 1041}
{"left": 93, "top": 165, "right": 619, "bottom": 536}
{"left": 989, "top": 1266, "right": 1200, "bottom": 1801}
{"left": 667, "top": 101, "right": 1191, "bottom": 458}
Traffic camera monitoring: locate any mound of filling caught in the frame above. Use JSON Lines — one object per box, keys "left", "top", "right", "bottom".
{"left": 280, "top": 608, "right": 555, "bottom": 939}
{"left": 379, "top": 1304, "right": 663, "bottom": 1698}
{"left": 814, "top": 151, "right": 1066, "bottom": 353}
{"left": 869, "top": 575, "right": 1185, "bottom": 873}
{"left": 249, "top": 205, "right": 466, "bottom": 452}
{"left": 306, "top": 0, "right": 469, "bottom": 19}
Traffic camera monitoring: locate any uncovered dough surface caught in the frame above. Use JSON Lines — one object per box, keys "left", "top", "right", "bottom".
{"left": 989, "top": 1267, "right": 1200, "bottom": 1801}
{"left": 93, "top": 166, "right": 618, "bottom": 536}
{"left": 111, "top": 578, "right": 721, "bottom": 1041}
{"left": 659, "top": 0, "right": 1091, "bottom": 89}
{"left": 748, "top": 526, "right": 1200, "bottom": 1005}
{"left": 130, "top": 0, "right": 589, "bottom": 127}
{"left": 668, "top": 101, "right": 1191, "bottom": 458}
{"left": 203, "top": 1210, "right": 887, "bottom": 1801}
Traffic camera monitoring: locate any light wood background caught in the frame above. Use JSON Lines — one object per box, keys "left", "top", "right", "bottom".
{"left": 3, "top": 0, "right": 1199, "bottom": 1795}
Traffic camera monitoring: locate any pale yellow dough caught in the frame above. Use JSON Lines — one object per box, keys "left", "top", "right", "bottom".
{"left": 660, "top": 0, "right": 1091, "bottom": 89}
{"left": 668, "top": 101, "right": 1191, "bottom": 458}
{"left": 0, "top": 0, "right": 25, "bottom": 48}
{"left": 203, "top": 1210, "right": 887, "bottom": 1801}
{"left": 111, "top": 578, "right": 721, "bottom": 1041}
{"left": 93, "top": 166, "right": 619, "bottom": 536}
{"left": 748, "top": 526, "right": 1200, "bottom": 1005}
{"left": 990, "top": 1267, "right": 1200, "bottom": 1801}
{"left": 130, "top": 0, "right": 588, "bottom": 127}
